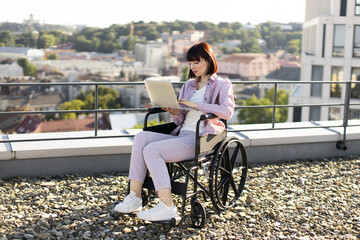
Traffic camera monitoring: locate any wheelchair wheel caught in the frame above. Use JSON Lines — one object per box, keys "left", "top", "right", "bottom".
{"left": 209, "top": 136, "right": 248, "bottom": 211}
{"left": 190, "top": 197, "right": 206, "bottom": 228}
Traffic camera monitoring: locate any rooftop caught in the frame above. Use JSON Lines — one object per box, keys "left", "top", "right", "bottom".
{"left": 0, "top": 155, "right": 359, "bottom": 239}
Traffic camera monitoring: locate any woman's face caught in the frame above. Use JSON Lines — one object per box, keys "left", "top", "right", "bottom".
{"left": 189, "top": 57, "right": 209, "bottom": 78}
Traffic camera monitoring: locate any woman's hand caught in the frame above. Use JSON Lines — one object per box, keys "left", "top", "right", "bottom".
{"left": 179, "top": 99, "right": 198, "bottom": 109}
{"left": 162, "top": 107, "right": 181, "bottom": 115}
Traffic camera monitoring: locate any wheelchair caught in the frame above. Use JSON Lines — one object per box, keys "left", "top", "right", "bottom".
{"left": 110, "top": 107, "right": 248, "bottom": 228}
{"left": 138, "top": 107, "right": 248, "bottom": 228}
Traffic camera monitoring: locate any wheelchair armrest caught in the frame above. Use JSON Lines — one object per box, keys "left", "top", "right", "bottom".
{"left": 200, "top": 113, "right": 218, "bottom": 121}
{"left": 147, "top": 107, "right": 166, "bottom": 114}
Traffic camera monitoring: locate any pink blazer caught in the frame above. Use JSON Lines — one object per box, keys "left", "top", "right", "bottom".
{"left": 171, "top": 74, "right": 235, "bottom": 136}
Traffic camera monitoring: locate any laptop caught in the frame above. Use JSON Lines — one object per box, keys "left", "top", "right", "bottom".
{"left": 144, "top": 80, "right": 191, "bottom": 110}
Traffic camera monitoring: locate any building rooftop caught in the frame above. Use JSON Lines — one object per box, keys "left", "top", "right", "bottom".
{"left": 33, "top": 116, "right": 111, "bottom": 133}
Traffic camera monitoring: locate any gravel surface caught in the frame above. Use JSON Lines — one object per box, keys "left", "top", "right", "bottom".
{"left": 0, "top": 155, "right": 359, "bottom": 240}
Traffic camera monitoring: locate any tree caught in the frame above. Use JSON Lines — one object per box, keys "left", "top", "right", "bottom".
{"left": 48, "top": 53, "right": 59, "bottom": 60}
{"left": 265, "top": 87, "right": 289, "bottom": 123}
{"left": 181, "top": 65, "right": 189, "bottom": 81}
{"left": 123, "top": 35, "right": 136, "bottom": 51}
{"left": 16, "top": 32, "right": 37, "bottom": 47}
{"left": 58, "top": 99, "right": 85, "bottom": 119}
{"left": 38, "top": 34, "right": 55, "bottom": 48}
{"left": 238, "top": 87, "right": 289, "bottom": 124}
{"left": 16, "top": 58, "right": 37, "bottom": 76}
{"left": 132, "top": 119, "right": 164, "bottom": 129}
{"left": 143, "top": 26, "right": 160, "bottom": 40}
{"left": 287, "top": 39, "right": 301, "bottom": 55}
{"left": 83, "top": 86, "right": 121, "bottom": 110}
{"left": 73, "top": 35, "right": 92, "bottom": 52}
{"left": 0, "top": 31, "right": 15, "bottom": 46}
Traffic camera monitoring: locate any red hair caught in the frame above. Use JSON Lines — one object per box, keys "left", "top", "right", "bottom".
{"left": 186, "top": 42, "right": 218, "bottom": 79}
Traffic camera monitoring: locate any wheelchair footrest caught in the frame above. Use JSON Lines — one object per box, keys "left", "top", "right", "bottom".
{"left": 143, "top": 177, "right": 187, "bottom": 196}
{"left": 146, "top": 216, "right": 182, "bottom": 227}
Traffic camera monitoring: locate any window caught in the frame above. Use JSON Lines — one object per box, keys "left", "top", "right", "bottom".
{"left": 311, "top": 65, "right": 323, "bottom": 97}
{"left": 333, "top": 25, "right": 345, "bottom": 57}
{"left": 293, "top": 107, "right": 302, "bottom": 122}
{"left": 330, "top": 66, "right": 343, "bottom": 98}
{"left": 340, "top": 0, "right": 347, "bottom": 16}
{"left": 354, "top": 26, "right": 360, "bottom": 57}
{"left": 350, "top": 109, "right": 360, "bottom": 119}
{"left": 310, "top": 106, "right": 321, "bottom": 121}
{"left": 329, "top": 107, "right": 341, "bottom": 120}
{"left": 351, "top": 68, "right": 360, "bottom": 99}
{"left": 356, "top": 0, "right": 360, "bottom": 15}
{"left": 322, "top": 24, "right": 326, "bottom": 57}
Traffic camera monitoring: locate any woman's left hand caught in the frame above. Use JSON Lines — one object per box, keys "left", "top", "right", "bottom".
{"left": 179, "top": 99, "right": 198, "bottom": 109}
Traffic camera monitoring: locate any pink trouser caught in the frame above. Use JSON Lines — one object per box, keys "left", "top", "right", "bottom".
{"left": 128, "top": 130, "right": 196, "bottom": 192}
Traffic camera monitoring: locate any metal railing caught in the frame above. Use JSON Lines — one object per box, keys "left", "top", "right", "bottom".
{"left": 0, "top": 80, "right": 359, "bottom": 150}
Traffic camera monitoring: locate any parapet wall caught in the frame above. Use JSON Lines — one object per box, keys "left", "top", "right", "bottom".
{"left": 1, "top": 120, "right": 359, "bottom": 179}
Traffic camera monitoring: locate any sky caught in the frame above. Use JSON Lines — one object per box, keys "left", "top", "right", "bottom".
{"left": 0, "top": 0, "right": 306, "bottom": 28}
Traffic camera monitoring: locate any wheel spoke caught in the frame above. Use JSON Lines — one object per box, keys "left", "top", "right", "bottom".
{"left": 230, "top": 143, "right": 240, "bottom": 168}
{"left": 229, "top": 175, "right": 238, "bottom": 197}
{"left": 216, "top": 174, "right": 231, "bottom": 193}
{"left": 218, "top": 165, "right": 231, "bottom": 175}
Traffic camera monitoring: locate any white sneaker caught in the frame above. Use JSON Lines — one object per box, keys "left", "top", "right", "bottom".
{"left": 137, "top": 200, "right": 178, "bottom": 221}
{"left": 113, "top": 191, "right": 142, "bottom": 213}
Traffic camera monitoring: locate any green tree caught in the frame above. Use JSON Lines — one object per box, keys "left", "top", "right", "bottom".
{"left": 238, "top": 87, "right": 289, "bottom": 124}
{"left": 181, "top": 65, "right": 189, "bottom": 81}
{"left": 48, "top": 53, "right": 59, "bottom": 60}
{"left": 16, "top": 58, "right": 37, "bottom": 76}
{"left": 0, "top": 31, "right": 15, "bottom": 46}
{"left": 83, "top": 86, "right": 121, "bottom": 110}
{"left": 287, "top": 39, "right": 301, "bottom": 55}
{"left": 132, "top": 119, "right": 164, "bottom": 129}
{"left": 143, "top": 26, "right": 160, "bottom": 40}
{"left": 265, "top": 87, "right": 289, "bottom": 123}
{"left": 123, "top": 35, "right": 136, "bottom": 51}
{"left": 120, "top": 69, "right": 126, "bottom": 78}
{"left": 16, "top": 32, "right": 37, "bottom": 47}
{"left": 58, "top": 99, "right": 85, "bottom": 119}
{"left": 73, "top": 35, "right": 92, "bottom": 52}
{"left": 38, "top": 34, "right": 55, "bottom": 48}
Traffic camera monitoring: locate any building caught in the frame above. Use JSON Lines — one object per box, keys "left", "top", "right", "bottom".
{"left": 135, "top": 42, "right": 169, "bottom": 72}
{"left": 260, "top": 65, "right": 301, "bottom": 98}
{"left": 217, "top": 53, "right": 278, "bottom": 80}
{"left": 161, "top": 31, "right": 205, "bottom": 55}
{"left": 0, "top": 62, "right": 23, "bottom": 77}
{"left": 0, "top": 47, "right": 44, "bottom": 61}
{"left": 288, "top": 0, "right": 360, "bottom": 122}
{"left": 31, "top": 116, "right": 111, "bottom": 133}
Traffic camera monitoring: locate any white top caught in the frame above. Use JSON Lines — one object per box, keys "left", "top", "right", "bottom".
{"left": 180, "top": 86, "right": 206, "bottom": 133}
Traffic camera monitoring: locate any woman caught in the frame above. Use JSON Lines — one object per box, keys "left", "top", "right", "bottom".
{"left": 114, "top": 42, "right": 235, "bottom": 222}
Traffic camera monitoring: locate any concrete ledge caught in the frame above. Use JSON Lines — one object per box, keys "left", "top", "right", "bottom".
{"left": 1, "top": 120, "right": 360, "bottom": 179}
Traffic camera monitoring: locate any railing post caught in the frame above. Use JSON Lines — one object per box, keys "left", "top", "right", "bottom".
{"left": 336, "top": 80, "right": 351, "bottom": 150}
{"left": 272, "top": 83, "right": 278, "bottom": 128}
{"left": 94, "top": 85, "right": 98, "bottom": 136}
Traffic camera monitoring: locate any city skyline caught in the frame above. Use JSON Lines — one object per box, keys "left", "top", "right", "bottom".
{"left": 0, "top": 0, "right": 306, "bottom": 28}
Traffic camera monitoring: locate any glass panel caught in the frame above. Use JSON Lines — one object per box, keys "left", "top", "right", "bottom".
{"left": 334, "top": 25, "right": 345, "bottom": 46}
{"left": 310, "top": 106, "right": 321, "bottom": 121}
{"left": 330, "top": 66, "right": 343, "bottom": 98}
{"left": 356, "top": 6, "right": 360, "bottom": 15}
{"left": 329, "top": 107, "right": 341, "bottom": 120}
{"left": 333, "top": 25, "right": 345, "bottom": 57}
{"left": 311, "top": 65, "right": 323, "bottom": 97}
{"left": 354, "top": 26, "right": 360, "bottom": 57}
{"left": 351, "top": 68, "right": 360, "bottom": 99}
{"left": 350, "top": 109, "right": 360, "bottom": 119}
{"left": 357, "top": 0, "right": 360, "bottom": 4}
{"left": 354, "top": 48, "right": 360, "bottom": 57}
